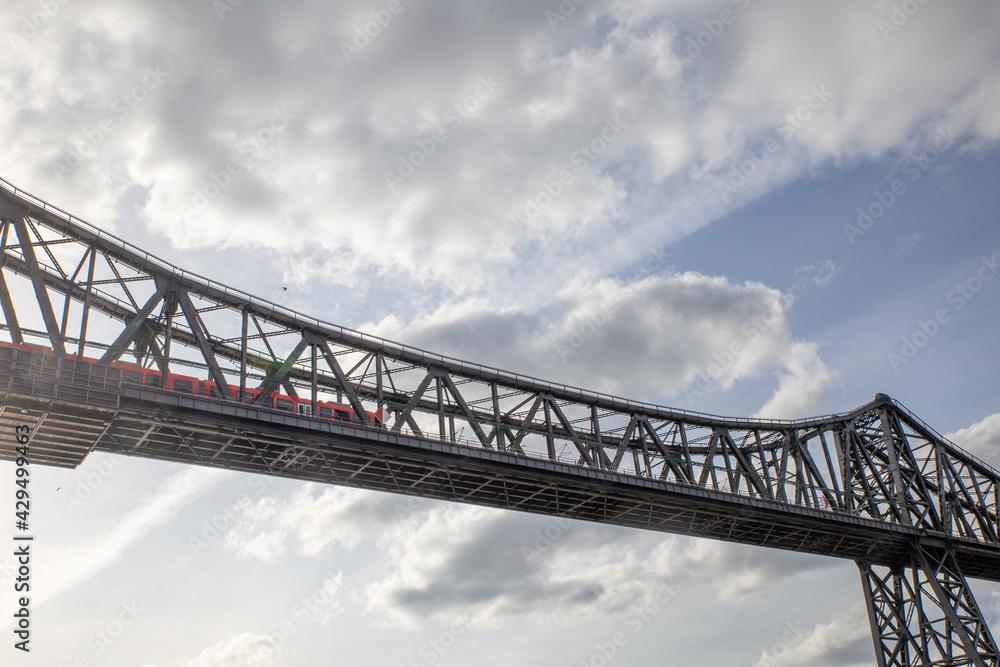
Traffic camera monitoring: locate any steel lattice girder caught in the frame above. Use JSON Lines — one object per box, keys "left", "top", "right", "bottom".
{"left": 0, "top": 177, "right": 999, "bottom": 662}
{"left": 0, "top": 178, "right": 997, "bottom": 544}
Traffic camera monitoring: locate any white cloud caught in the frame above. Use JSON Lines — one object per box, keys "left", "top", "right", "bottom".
{"left": 304, "top": 572, "right": 346, "bottom": 626}
{"left": 37, "top": 467, "right": 229, "bottom": 606}
{"left": 754, "top": 341, "right": 838, "bottom": 419}
{"left": 947, "top": 412, "right": 1000, "bottom": 467}
{"left": 367, "top": 270, "right": 798, "bottom": 401}
{"left": 805, "top": 260, "right": 842, "bottom": 289}
{"left": 224, "top": 484, "right": 419, "bottom": 563}
{"left": 359, "top": 503, "right": 831, "bottom": 628}
{"left": 2, "top": 0, "right": 998, "bottom": 300}
{"left": 220, "top": 483, "right": 833, "bottom": 630}
{"left": 751, "top": 604, "right": 872, "bottom": 667}
{"left": 189, "top": 632, "right": 283, "bottom": 667}
{"left": 648, "top": 537, "right": 831, "bottom": 604}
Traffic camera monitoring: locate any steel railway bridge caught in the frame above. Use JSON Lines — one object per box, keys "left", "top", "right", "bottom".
{"left": 0, "top": 177, "right": 997, "bottom": 666}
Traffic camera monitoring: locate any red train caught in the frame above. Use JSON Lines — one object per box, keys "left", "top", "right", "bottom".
{"left": 0, "top": 340, "right": 380, "bottom": 425}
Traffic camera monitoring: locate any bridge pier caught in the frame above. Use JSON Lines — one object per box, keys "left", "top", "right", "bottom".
{"left": 859, "top": 541, "right": 1000, "bottom": 666}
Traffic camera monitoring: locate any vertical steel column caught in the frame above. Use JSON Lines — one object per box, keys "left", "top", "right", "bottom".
{"left": 0, "top": 221, "right": 24, "bottom": 344}
{"left": 311, "top": 344, "right": 318, "bottom": 415}
{"left": 375, "top": 351, "right": 383, "bottom": 420}
{"left": 162, "top": 292, "right": 176, "bottom": 387}
{"left": 59, "top": 247, "right": 92, "bottom": 341}
{"left": 240, "top": 308, "right": 248, "bottom": 401}
{"left": 436, "top": 376, "right": 445, "bottom": 440}
{"left": 77, "top": 246, "right": 96, "bottom": 358}
{"left": 879, "top": 408, "right": 911, "bottom": 526}
{"left": 491, "top": 381, "right": 503, "bottom": 451}
{"left": 543, "top": 398, "right": 555, "bottom": 461}
{"left": 590, "top": 404, "right": 604, "bottom": 469}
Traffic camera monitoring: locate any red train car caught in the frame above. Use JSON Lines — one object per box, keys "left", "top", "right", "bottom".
{"left": 0, "top": 340, "right": 380, "bottom": 425}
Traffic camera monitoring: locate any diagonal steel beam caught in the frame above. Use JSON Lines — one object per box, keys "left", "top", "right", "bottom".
{"left": 437, "top": 368, "right": 491, "bottom": 448}
{"left": 177, "top": 288, "right": 233, "bottom": 400}
{"left": 253, "top": 336, "right": 309, "bottom": 407}
{"left": 98, "top": 281, "right": 167, "bottom": 364}
{"left": 510, "top": 396, "right": 543, "bottom": 452}
{"left": 11, "top": 216, "right": 67, "bottom": 356}
{"left": 389, "top": 371, "right": 434, "bottom": 434}
{"left": 539, "top": 396, "right": 597, "bottom": 467}
{"left": 317, "top": 340, "right": 371, "bottom": 425}
{"left": 0, "top": 266, "right": 22, "bottom": 344}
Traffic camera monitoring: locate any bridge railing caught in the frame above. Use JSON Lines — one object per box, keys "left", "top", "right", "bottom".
{"left": 380, "top": 415, "right": 914, "bottom": 518}
{"left": 889, "top": 398, "right": 999, "bottom": 477}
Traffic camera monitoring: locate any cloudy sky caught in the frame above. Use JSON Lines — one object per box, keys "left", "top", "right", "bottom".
{"left": 1, "top": 0, "right": 1000, "bottom": 665}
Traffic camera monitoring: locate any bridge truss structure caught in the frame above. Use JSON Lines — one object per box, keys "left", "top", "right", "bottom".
{"left": 0, "top": 177, "right": 997, "bottom": 666}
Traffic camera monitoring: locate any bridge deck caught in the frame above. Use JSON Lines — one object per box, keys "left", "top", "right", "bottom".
{"left": 1, "top": 343, "right": 996, "bottom": 581}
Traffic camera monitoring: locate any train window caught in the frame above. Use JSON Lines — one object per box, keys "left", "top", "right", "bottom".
{"left": 146, "top": 374, "right": 162, "bottom": 387}
{"left": 276, "top": 399, "right": 293, "bottom": 412}
{"left": 209, "top": 384, "right": 222, "bottom": 398}
{"left": 123, "top": 370, "right": 143, "bottom": 384}
{"left": 334, "top": 410, "right": 351, "bottom": 422}
{"left": 319, "top": 406, "right": 332, "bottom": 419}
{"left": 173, "top": 379, "right": 194, "bottom": 394}
{"left": 298, "top": 403, "right": 312, "bottom": 416}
